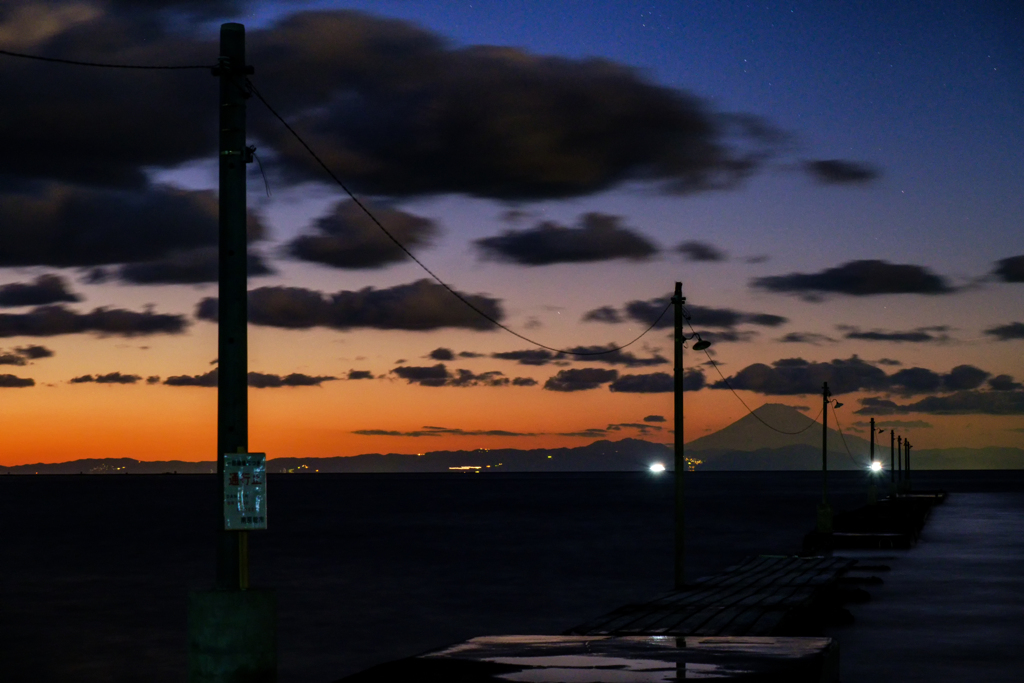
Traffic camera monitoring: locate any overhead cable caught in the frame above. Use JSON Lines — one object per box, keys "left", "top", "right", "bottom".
{"left": 0, "top": 48, "right": 212, "bottom": 70}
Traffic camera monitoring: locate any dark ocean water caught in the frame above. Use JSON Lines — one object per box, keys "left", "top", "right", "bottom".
{"left": 1, "top": 470, "right": 1021, "bottom": 682}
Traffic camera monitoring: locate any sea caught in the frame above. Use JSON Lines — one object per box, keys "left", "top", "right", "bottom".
{"left": 1, "top": 470, "right": 1021, "bottom": 682}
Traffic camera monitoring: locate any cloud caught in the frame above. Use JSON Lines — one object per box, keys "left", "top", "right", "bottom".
{"left": 609, "top": 369, "right": 705, "bottom": 393}
{"left": 856, "top": 392, "right": 1024, "bottom": 416}
{"left": 0, "top": 274, "right": 80, "bottom": 307}
{"left": 984, "top": 322, "right": 1024, "bottom": 341}
{"left": 347, "top": 370, "right": 374, "bottom": 380}
{"left": 0, "top": 374, "right": 33, "bottom": 388}
{"left": 544, "top": 367, "right": 618, "bottom": 392}
{"left": 561, "top": 345, "right": 669, "bottom": 367}
{"left": 677, "top": 240, "right": 727, "bottom": 262}
{"left": 428, "top": 347, "right": 455, "bottom": 361}
{"left": 751, "top": 260, "right": 955, "bottom": 298}
{"left": 247, "top": 372, "right": 337, "bottom": 388}
{"left": 392, "top": 364, "right": 449, "bottom": 387}
{"left": 196, "top": 280, "right": 503, "bottom": 332}
{"left": 581, "top": 306, "right": 623, "bottom": 324}
{"left": 391, "top": 363, "right": 520, "bottom": 388}
{"left": 989, "top": 374, "right": 1023, "bottom": 391}
{"left": 69, "top": 372, "right": 141, "bottom": 384}
{"left": 475, "top": 213, "right": 657, "bottom": 265}
{"left": 354, "top": 426, "right": 537, "bottom": 437}
{"left": 492, "top": 349, "right": 558, "bottom": 366}
{"left": 876, "top": 358, "right": 901, "bottom": 366}
{"left": 943, "top": 365, "right": 990, "bottom": 391}
{"left": 0, "top": 353, "right": 26, "bottom": 366}
{"left": 557, "top": 428, "right": 610, "bottom": 438}
{"left": 0, "top": 305, "right": 188, "bottom": 337}
{"left": 804, "top": 159, "right": 880, "bottom": 184}
{"left": 840, "top": 325, "right": 951, "bottom": 343}
{"left": 644, "top": 415, "right": 666, "bottom": 422}
{"left": 607, "top": 422, "right": 663, "bottom": 434}
{"left": 710, "top": 355, "right": 891, "bottom": 395}
{"left": 288, "top": 200, "right": 438, "bottom": 269}
{"left": 617, "top": 297, "right": 787, "bottom": 331}
{"left": 146, "top": 376, "right": 160, "bottom": 384}
{"left": 14, "top": 344, "right": 53, "bottom": 359}
{"left": 164, "top": 369, "right": 218, "bottom": 387}
{"left": 250, "top": 11, "right": 787, "bottom": 200}
{"left": 512, "top": 377, "right": 538, "bottom": 386}
{"left": 777, "top": 332, "right": 838, "bottom": 345}
{"left": 993, "top": 255, "right": 1024, "bottom": 282}
{"left": 116, "top": 248, "right": 273, "bottom": 285}
{"left": 0, "top": 184, "right": 265, "bottom": 268}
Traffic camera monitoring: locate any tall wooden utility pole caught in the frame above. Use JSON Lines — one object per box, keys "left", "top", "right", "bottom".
{"left": 672, "top": 282, "right": 686, "bottom": 589}
{"left": 890, "top": 429, "right": 896, "bottom": 494}
{"left": 897, "top": 435, "right": 903, "bottom": 493}
{"left": 817, "top": 382, "right": 832, "bottom": 533}
{"left": 188, "top": 23, "right": 276, "bottom": 683}
{"left": 905, "top": 439, "right": 912, "bottom": 492}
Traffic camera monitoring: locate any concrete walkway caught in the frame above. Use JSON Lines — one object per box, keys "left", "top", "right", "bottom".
{"left": 827, "top": 493, "right": 1024, "bottom": 683}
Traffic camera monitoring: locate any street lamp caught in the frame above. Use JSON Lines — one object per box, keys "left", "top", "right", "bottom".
{"left": 818, "top": 381, "right": 843, "bottom": 533}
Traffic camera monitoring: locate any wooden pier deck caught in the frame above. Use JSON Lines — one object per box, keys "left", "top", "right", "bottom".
{"left": 565, "top": 554, "right": 858, "bottom": 638}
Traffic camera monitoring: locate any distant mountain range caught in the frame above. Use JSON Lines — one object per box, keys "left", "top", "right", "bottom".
{"left": 3, "top": 404, "right": 1021, "bottom": 473}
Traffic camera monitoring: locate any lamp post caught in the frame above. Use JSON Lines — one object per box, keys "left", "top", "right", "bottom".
{"left": 672, "top": 282, "right": 710, "bottom": 590}
{"left": 818, "top": 382, "right": 843, "bottom": 534}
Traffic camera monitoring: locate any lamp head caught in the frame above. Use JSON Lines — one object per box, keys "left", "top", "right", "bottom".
{"left": 833, "top": 402, "right": 843, "bottom": 409}
{"left": 692, "top": 338, "right": 711, "bottom": 351}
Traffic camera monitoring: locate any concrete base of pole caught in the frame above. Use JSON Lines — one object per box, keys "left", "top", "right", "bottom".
{"left": 188, "top": 589, "right": 276, "bottom": 683}
{"left": 816, "top": 503, "right": 833, "bottom": 534}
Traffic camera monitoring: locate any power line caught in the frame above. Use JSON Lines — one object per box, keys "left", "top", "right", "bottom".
{"left": 246, "top": 78, "right": 669, "bottom": 356}
{"left": 690, "top": 319, "right": 824, "bottom": 435}
{"left": 830, "top": 404, "right": 864, "bottom": 468}
{"left": 0, "top": 48, "right": 212, "bottom": 70}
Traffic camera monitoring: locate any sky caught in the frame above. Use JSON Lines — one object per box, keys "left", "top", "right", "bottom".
{"left": 0, "top": 0, "right": 1021, "bottom": 466}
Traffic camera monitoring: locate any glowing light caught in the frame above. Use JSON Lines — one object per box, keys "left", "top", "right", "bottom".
{"left": 649, "top": 463, "right": 666, "bottom": 473}
{"left": 870, "top": 461, "right": 883, "bottom": 473}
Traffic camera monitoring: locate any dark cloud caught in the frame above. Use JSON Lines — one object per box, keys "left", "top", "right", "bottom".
{"left": 876, "top": 358, "right": 902, "bottom": 366}
{"left": 943, "top": 365, "right": 990, "bottom": 391}
{"left": 475, "top": 213, "right": 657, "bottom": 265}
{"left": 777, "top": 332, "right": 838, "bottom": 345}
{"left": 841, "top": 325, "right": 951, "bottom": 343}
{"left": 644, "top": 415, "right": 666, "bottom": 423}
{"left": 69, "top": 372, "right": 141, "bottom": 384}
{"left": 164, "top": 369, "right": 218, "bottom": 387}
{"left": 347, "top": 370, "right": 374, "bottom": 380}
{"left": 0, "top": 305, "right": 187, "bottom": 337}
{"left": 711, "top": 355, "right": 890, "bottom": 395}
{"left": 751, "top": 260, "right": 955, "bottom": 298}
{"left": 447, "top": 369, "right": 510, "bottom": 388}
{"left": 492, "top": 349, "right": 557, "bottom": 366}
{"left": 353, "top": 426, "right": 536, "bottom": 437}
{"left": 984, "top": 322, "right": 1024, "bottom": 341}
{"left": 0, "top": 374, "right": 33, "bottom": 388}
{"left": 392, "top": 364, "right": 449, "bottom": 387}
{"left": 543, "top": 367, "right": 618, "bottom": 392}
{"left": 391, "top": 363, "right": 515, "bottom": 388}
{"left": 607, "top": 422, "right": 662, "bottom": 433}
{"left": 14, "top": 344, "right": 53, "bottom": 359}
{"left": 853, "top": 419, "right": 933, "bottom": 429}
{"left": 196, "top": 280, "right": 503, "bottom": 332}
{"left": 608, "top": 369, "right": 705, "bottom": 393}
{"left": 856, "top": 391, "right": 1024, "bottom": 416}
{"left": 562, "top": 345, "right": 668, "bottom": 367}
{"left": 288, "top": 200, "right": 438, "bottom": 269}
{"left": 0, "top": 274, "right": 80, "bottom": 307}
{"left": 428, "top": 347, "right": 455, "bottom": 361}
{"left": 989, "top": 375, "right": 1024, "bottom": 391}
{"left": 623, "top": 298, "right": 787, "bottom": 330}
{"left": 992, "top": 255, "right": 1024, "bottom": 282}
{"left": 805, "top": 159, "right": 880, "bottom": 184}
{"left": 251, "top": 12, "right": 786, "bottom": 200}
{"left": 0, "top": 185, "right": 265, "bottom": 268}
{"left": 117, "top": 248, "right": 273, "bottom": 285}
{"left": 0, "top": 353, "right": 26, "bottom": 366}
{"left": 581, "top": 306, "right": 623, "bottom": 324}
{"left": 247, "top": 372, "right": 337, "bottom": 388}
{"left": 558, "top": 428, "right": 610, "bottom": 438}
{"left": 459, "top": 351, "right": 484, "bottom": 358}
{"left": 512, "top": 377, "right": 538, "bottom": 386}
{"left": 888, "top": 367, "right": 943, "bottom": 395}
{"left": 146, "top": 376, "right": 160, "bottom": 384}
{"left": 677, "top": 240, "right": 726, "bottom": 262}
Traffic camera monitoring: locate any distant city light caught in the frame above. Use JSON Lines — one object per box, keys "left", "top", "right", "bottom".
{"left": 870, "top": 461, "right": 883, "bottom": 473}
{"left": 650, "top": 463, "right": 666, "bottom": 473}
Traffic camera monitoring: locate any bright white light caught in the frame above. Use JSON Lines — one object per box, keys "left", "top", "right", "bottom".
{"left": 870, "top": 461, "right": 883, "bottom": 473}
{"left": 650, "top": 463, "right": 666, "bottom": 473}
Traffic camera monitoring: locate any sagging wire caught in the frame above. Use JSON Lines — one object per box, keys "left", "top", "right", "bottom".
{"left": 830, "top": 403, "right": 865, "bottom": 468}
{"left": 0, "top": 48, "right": 212, "bottom": 70}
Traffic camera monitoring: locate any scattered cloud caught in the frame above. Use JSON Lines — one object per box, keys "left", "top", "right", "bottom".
{"left": 598, "top": 297, "right": 787, "bottom": 331}
{"left": 391, "top": 363, "right": 522, "bottom": 388}
{"left": 69, "top": 372, "right": 141, "bottom": 384}
{"left": 353, "top": 426, "right": 537, "bottom": 437}
{"left": 644, "top": 415, "right": 666, "bottom": 422}
{"left": 288, "top": 200, "right": 438, "bottom": 269}
{"left": 989, "top": 374, "right": 1023, "bottom": 391}
{"left": 116, "top": 248, "right": 273, "bottom": 284}
{"left": 14, "top": 344, "right": 53, "bottom": 359}
{"left": 196, "top": 279, "right": 503, "bottom": 331}
{"left": 804, "top": 159, "right": 880, "bottom": 184}
{"left": 164, "top": 370, "right": 218, "bottom": 387}
{"left": 993, "top": 255, "right": 1024, "bottom": 282}
{"left": 475, "top": 213, "right": 657, "bottom": 265}
{"left": 876, "top": 358, "right": 902, "bottom": 366}
{"left": 777, "top": 332, "right": 838, "bottom": 345}
{"left": 492, "top": 349, "right": 558, "bottom": 366}
{"left": 856, "top": 391, "right": 1024, "bottom": 416}
{"left": 0, "top": 305, "right": 188, "bottom": 337}
{"left": 428, "top": 347, "right": 455, "bottom": 361}
{"left": 563, "top": 345, "right": 668, "bottom": 367}
{"left": 146, "top": 376, "right": 160, "bottom": 384}
{"left": 0, "top": 374, "right": 33, "bottom": 388}
{"left": 247, "top": 372, "right": 337, "bottom": 388}
{"left": 0, "top": 274, "right": 80, "bottom": 307}
{"left": 984, "top": 322, "right": 1024, "bottom": 341}
{"left": 751, "top": 260, "right": 955, "bottom": 298}
{"left": 512, "top": 377, "right": 538, "bottom": 386}
{"left": 347, "top": 370, "right": 374, "bottom": 380}
{"left": 392, "top": 364, "right": 449, "bottom": 387}
{"left": 840, "top": 325, "right": 952, "bottom": 343}
{"left": 0, "top": 353, "right": 26, "bottom": 366}
{"left": 609, "top": 368, "right": 705, "bottom": 393}
{"left": 581, "top": 306, "right": 623, "bottom": 324}
{"left": 544, "top": 367, "right": 618, "bottom": 392}
{"left": 677, "top": 240, "right": 726, "bottom": 262}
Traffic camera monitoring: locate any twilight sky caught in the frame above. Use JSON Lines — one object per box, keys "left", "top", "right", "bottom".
{"left": 0, "top": 0, "right": 1021, "bottom": 466}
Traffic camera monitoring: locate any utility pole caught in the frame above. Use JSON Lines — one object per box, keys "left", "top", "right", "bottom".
{"left": 890, "top": 429, "right": 895, "bottom": 495}
{"left": 188, "top": 23, "right": 276, "bottom": 683}
{"left": 672, "top": 282, "right": 686, "bottom": 589}
{"left": 905, "top": 439, "right": 912, "bottom": 492}
{"left": 868, "top": 417, "right": 877, "bottom": 505}
{"left": 897, "top": 435, "right": 903, "bottom": 493}
{"left": 818, "top": 382, "right": 832, "bottom": 533}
